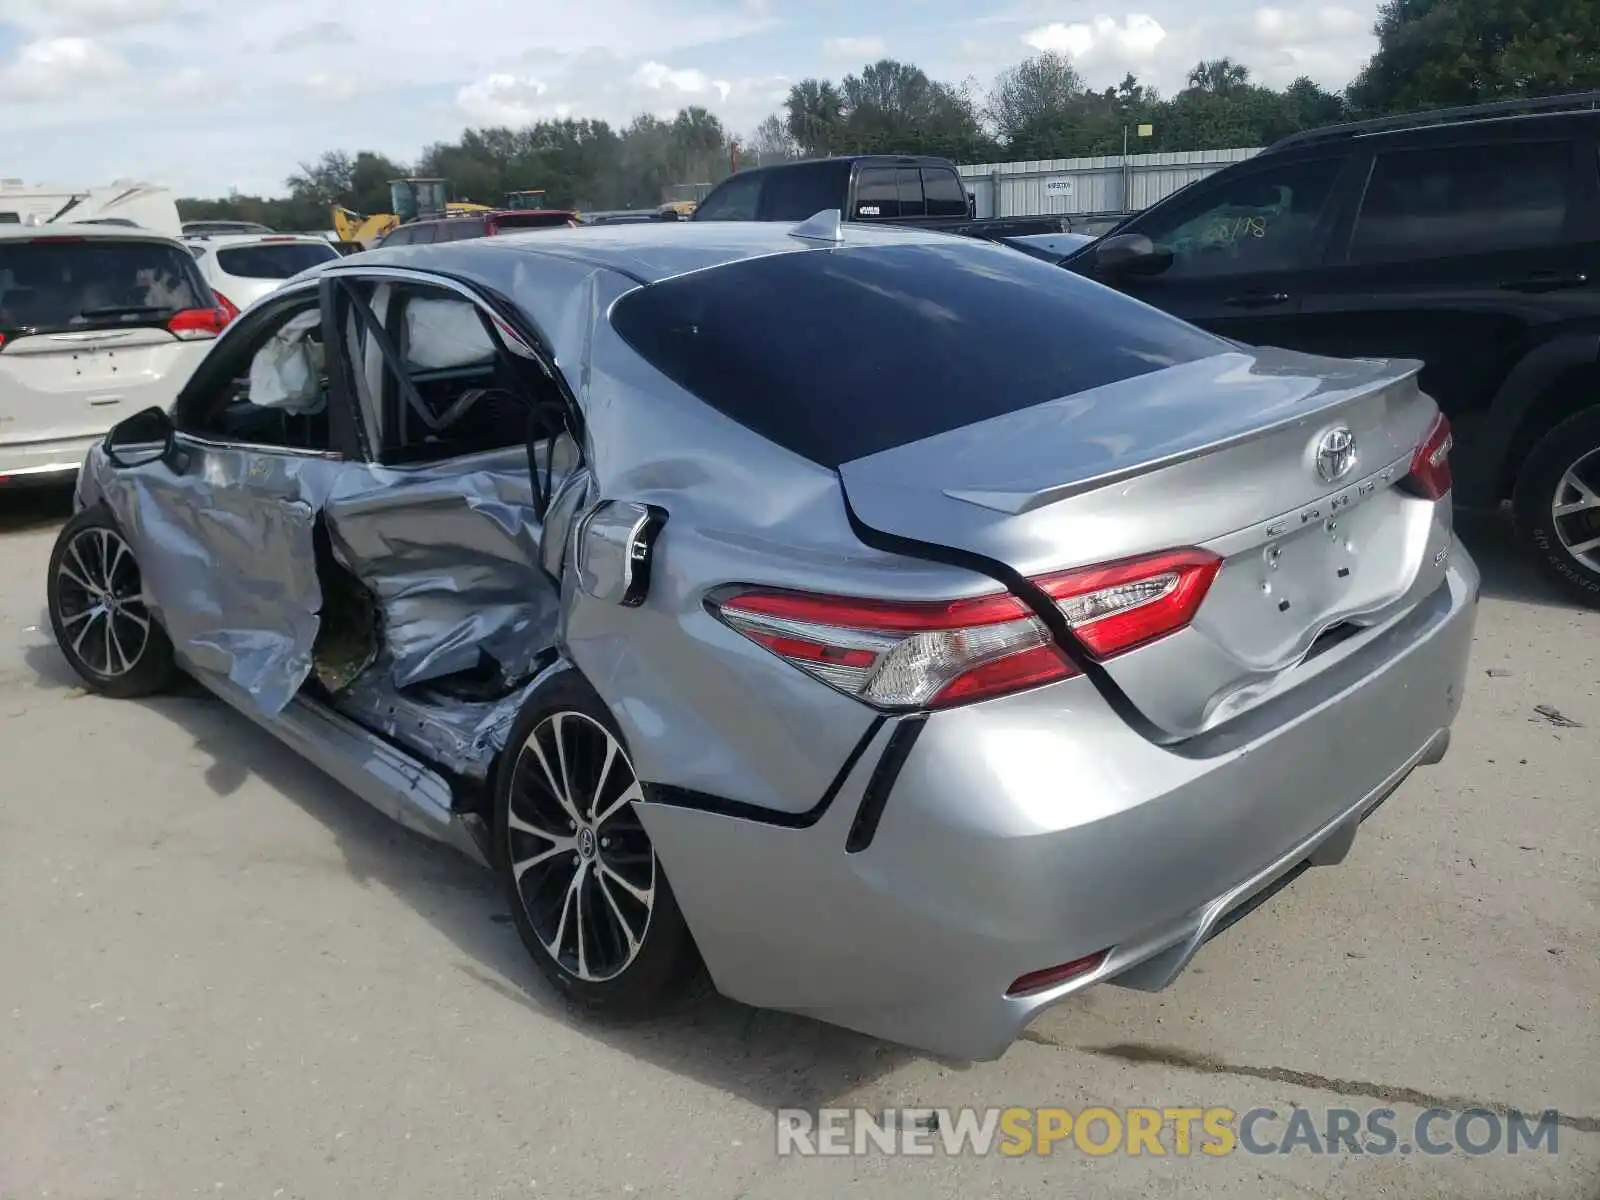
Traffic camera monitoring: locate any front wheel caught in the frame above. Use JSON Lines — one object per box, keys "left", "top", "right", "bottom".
{"left": 1512, "top": 408, "right": 1600, "bottom": 607}
{"left": 46, "top": 505, "right": 179, "bottom": 697}
{"left": 494, "top": 671, "right": 701, "bottom": 1016}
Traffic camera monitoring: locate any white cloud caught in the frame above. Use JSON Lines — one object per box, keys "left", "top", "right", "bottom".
{"left": 633, "top": 61, "right": 733, "bottom": 102}
{"left": 1018, "top": 4, "right": 1375, "bottom": 93}
{"left": 456, "top": 48, "right": 786, "bottom": 131}
{"left": 0, "top": 0, "right": 178, "bottom": 34}
{"left": 272, "top": 21, "right": 357, "bottom": 54}
{"left": 824, "top": 36, "right": 887, "bottom": 61}
{"left": 1025, "top": 15, "right": 1167, "bottom": 65}
{"left": 0, "top": 37, "right": 129, "bottom": 101}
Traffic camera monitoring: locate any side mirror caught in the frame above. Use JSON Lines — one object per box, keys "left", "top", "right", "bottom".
{"left": 1091, "top": 232, "right": 1172, "bottom": 277}
{"left": 102, "top": 406, "right": 176, "bottom": 469}
{"left": 574, "top": 500, "right": 667, "bottom": 607}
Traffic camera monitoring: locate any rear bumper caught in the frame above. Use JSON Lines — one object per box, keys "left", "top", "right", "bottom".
{"left": 640, "top": 548, "right": 1479, "bottom": 1061}
{"left": 0, "top": 436, "right": 100, "bottom": 488}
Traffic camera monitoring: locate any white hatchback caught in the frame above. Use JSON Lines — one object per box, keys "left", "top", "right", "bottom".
{"left": 186, "top": 233, "right": 341, "bottom": 316}
{"left": 0, "top": 224, "right": 230, "bottom": 487}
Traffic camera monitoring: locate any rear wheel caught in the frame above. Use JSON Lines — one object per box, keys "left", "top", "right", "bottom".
{"left": 46, "top": 506, "right": 178, "bottom": 697}
{"left": 494, "top": 671, "right": 701, "bottom": 1016}
{"left": 1513, "top": 407, "right": 1600, "bottom": 606}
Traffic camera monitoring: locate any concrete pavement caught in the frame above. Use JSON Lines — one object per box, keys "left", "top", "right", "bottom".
{"left": 1, "top": 490, "right": 1595, "bottom": 1199}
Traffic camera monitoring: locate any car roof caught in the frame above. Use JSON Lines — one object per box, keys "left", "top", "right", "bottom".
{"left": 351, "top": 217, "right": 972, "bottom": 284}
{"left": 0, "top": 222, "right": 184, "bottom": 246}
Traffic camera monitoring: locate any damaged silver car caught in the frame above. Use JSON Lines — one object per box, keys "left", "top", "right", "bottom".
{"left": 46, "top": 218, "right": 1478, "bottom": 1060}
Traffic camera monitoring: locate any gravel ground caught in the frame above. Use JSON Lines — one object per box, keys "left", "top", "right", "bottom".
{"left": 1, "top": 488, "right": 1596, "bottom": 1199}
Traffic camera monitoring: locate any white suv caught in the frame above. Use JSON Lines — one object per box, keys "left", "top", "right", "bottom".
{"left": 0, "top": 225, "right": 230, "bottom": 487}
{"left": 185, "top": 233, "right": 340, "bottom": 316}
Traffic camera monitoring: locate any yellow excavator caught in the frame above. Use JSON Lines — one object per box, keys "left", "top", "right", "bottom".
{"left": 331, "top": 178, "right": 494, "bottom": 250}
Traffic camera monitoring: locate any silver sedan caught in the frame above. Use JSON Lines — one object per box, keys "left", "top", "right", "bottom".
{"left": 45, "top": 215, "right": 1477, "bottom": 1060}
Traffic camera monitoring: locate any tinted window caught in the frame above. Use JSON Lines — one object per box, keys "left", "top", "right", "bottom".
{"left": 407, "top": 223, "right": 440, "bottom": 245}
{"left": 896, "top": 169, "right": 925, "bottom": 218}
{"left": 442, "top": 218, "right": 486, "bottom": 240}
{"left": 854, "top": 168, "right": 899, "bottom": 219}
{"left": 0, "top": 238, "right": 209, "bottom": 337}
{"left": 758, "top": 162, "right": 849, "bottom": 220}
{"left": 1350, "top": 141, "right": 1571, "bottom": 264}
{"left": 609, "top": 242, "right": 1226, "bottom": 467}
{"left": 694, "top": 173, "right": 762, "bottom": 220}
{"left": 1136, "top": 158, "right": 1342, "bottom": 278}
{"left": 381, "top": 226, "right": 413, "bottom": 247}
{"left": 216, "top": 241, "right": 338, "bottom": 278}
{"left": 922, "top": 168, "right": 969, "bottom": 218}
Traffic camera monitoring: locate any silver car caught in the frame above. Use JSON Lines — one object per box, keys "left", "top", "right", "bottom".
{"left": 44, "top": 216, "right": 1478, "bottom": 1060}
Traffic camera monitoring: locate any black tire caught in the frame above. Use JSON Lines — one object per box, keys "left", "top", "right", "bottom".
{"left": 494, "top": 670, "right": 702, "bottom": 1017}
{"left": 1512, "top": 407, "right": 1600, "bottom": 606}
{"left": 46, "top": 505, "right": 179, "bottom": 698}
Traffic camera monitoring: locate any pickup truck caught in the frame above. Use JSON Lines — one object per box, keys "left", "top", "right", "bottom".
{"left": 690, "top": 154, "right": 1072, "bottom": 239}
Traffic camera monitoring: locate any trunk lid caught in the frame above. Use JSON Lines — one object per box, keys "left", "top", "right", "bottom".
{"left": 838, "top": 347, "right": 1452, "bottom": 738}
{"left": 0, "top": 328, "right": 205, "bottom": 444}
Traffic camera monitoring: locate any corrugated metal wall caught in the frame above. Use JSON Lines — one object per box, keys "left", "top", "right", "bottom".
{"left": 958, "top": 148, "right": 1261, "bottom": 220}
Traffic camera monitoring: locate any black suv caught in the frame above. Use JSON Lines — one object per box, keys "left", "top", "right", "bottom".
{"left": 1063, "top": 92, "right": 1600, "bottom": 604}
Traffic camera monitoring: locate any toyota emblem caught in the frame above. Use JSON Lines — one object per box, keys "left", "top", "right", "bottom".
{"left": 1314, "top": 427, "right": 1357, "bottom": 484}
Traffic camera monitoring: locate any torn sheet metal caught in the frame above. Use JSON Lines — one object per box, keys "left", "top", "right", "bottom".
{"left": 331, "top": 654, "right": 562, "bottom": 780}
{"left": 323, "top": 446, "right": 560, "bottom": 691}
{"left": 85, "top": 441, "right": 336, "bottom": 714}
{"left": 87, "top": 434, "right": 558, "bottom": 718}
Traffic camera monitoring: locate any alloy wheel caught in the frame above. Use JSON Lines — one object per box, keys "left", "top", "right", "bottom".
{"left": 1551, "top": 446, "right": 1600, "bottom": 572}
{"left": 53, "top": 527, "right": 152, "bottom": 679}
{"left": 505, "top": 711, "right": 656, "bottom": 983}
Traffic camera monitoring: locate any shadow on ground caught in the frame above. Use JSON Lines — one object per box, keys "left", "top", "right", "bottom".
{"left": 12, "top": 503, "right": 1586, "bottom": 1111}
{"left": 0, "top": 485, "right": 75, "bottom": 535}
{"left": 1456, "top": 508, "right": 1587, "bottom": 609}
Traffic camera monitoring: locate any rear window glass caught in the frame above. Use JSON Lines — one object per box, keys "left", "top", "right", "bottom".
{"left": 609, "top": 241, "right": 1228, "bottom": 466}
{"left": 922, "top": 169, "right": 969, "bottom": 218}
{"left": 0, "top": 238, "right": 209, "bottom": 336}
{"left": 216, "top": 241, "right": 338, "bottom": 279}
{"left": 757, "top": 162, "right": 851, "bottom": 221}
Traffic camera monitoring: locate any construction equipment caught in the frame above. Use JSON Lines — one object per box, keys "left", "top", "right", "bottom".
{"left": 502, "top": 189, "right": 548, "bottom": 210}
{"left": 330, "top": 178, "right": 493, "bottom": 250}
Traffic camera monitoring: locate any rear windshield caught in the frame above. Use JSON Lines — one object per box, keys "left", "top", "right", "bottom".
{"left": 0, "top": 237, "right": 210, "bottom": 336}
{"left": 491, "top": 212, "right": 573, "bottom": 231}
{"left": 608, "top": 241, "right": 1228, "bottom": 466}
{"left": 216, "top": 241, "right": 338, "bottom": 279}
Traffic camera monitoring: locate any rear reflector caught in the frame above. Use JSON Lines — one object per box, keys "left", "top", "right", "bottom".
{"left": 1403, "top": 411, "right": 1453, "bottom": 500}
{"left": 711, "top": 547, "right": 1220, "bottom": 710}
{"left": 212, "top": 291, "right": 240, "bottom": 323}
{"left": 167, "top": 306, "right": 231, "bottom": 339}
{"left": 1006, "top": 950, "right": 1109, "bottom": 996}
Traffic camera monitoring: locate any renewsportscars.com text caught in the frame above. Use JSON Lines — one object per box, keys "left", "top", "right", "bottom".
{"left": 774, "top": 1106, "right": 1562, "bottom": 1157}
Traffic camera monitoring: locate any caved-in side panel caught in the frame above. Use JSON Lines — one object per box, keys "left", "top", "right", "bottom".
{"left": 85, "top": 441, "right": 342, "bottom": 714}
{"left": 321, "top": 447, "right": 561, "bottom": 690}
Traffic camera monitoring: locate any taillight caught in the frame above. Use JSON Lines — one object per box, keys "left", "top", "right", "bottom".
{"left": 711, "top": 547, "right": 1220, "bottom": 710}
{"left": 167, "top": 306, "right": 231, "bottom": 339}
{"left": 1404, "top": 412, "right": 1453, "bottom": 500}
{"left": 212, "top": 291, "right": 240, "bottom": 324}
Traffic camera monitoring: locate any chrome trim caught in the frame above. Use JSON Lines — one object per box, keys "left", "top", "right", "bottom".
{"left": 174, "top": 432, "right": 347, "bottom": 462}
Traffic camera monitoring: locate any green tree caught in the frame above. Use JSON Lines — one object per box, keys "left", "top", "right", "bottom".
{"left": 784, "top": 78, "right": 847, "bottom": 155}
{"left": 1348, "top": 0, "right": 1600, "bottom": 114}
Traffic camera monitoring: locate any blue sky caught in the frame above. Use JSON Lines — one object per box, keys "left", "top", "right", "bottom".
{"left": 0, "top": 0, "right": 1379, "bottom": 197}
